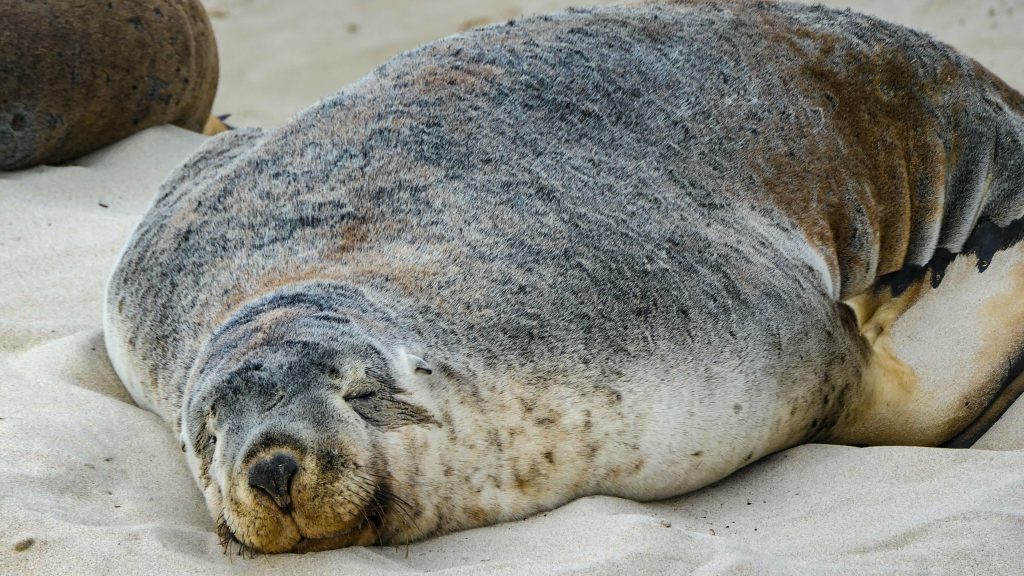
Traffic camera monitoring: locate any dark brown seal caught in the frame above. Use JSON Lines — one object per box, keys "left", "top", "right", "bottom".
{"left": 0, "top": 0, "right": 218, "bottom": 170}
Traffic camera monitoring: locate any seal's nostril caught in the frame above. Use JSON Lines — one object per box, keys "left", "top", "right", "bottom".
{"left": 248, "top": 452, "right": 299, "bottom": 511}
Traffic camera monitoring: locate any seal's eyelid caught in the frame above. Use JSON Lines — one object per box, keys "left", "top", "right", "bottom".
{"left": 193, "top": 407, "right": 220, "bottom": 450}
{"left": 193, "top": 426, "right": 211, "bottom": 451}
{"left": 263, "top": 391, "right": 286, "bottom": 413}
{"left": 342, "top": 382, "right": 378, "bottom": 401}
{"left": 344, "top": 388, "right": 376, "bottom": 401}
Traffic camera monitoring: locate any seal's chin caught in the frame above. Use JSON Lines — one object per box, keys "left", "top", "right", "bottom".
{"left": 217, "top": 509, "right": 379, "bottom": 554}
{"left": 289, "top": 522, "right": 379, "bottom": 553}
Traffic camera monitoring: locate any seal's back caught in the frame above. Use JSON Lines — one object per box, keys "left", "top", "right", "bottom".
{"left": 107, "top": 0, "right": 1024, "bottom": 447}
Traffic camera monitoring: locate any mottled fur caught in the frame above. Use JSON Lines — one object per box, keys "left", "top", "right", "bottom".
{"left": 105, "top": 0, "right": 1024, "bottom": 553}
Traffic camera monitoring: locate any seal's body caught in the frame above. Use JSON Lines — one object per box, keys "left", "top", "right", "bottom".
{"left": 105, "top": 1, "right": 1024, "bottom": 553}
{"left": 0, "top": 0, "right": 218, "bottom": 170}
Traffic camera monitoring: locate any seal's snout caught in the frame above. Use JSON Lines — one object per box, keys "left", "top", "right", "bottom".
{"left": 248, "top": 452, "right": 299, "bottom": 511}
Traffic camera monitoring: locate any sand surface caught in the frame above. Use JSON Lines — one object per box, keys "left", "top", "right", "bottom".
{"left": 3, "top": 1, "right": 1024, "bottom": 574}
{"left": 203, "top": 0, "right": 1024, "bottom": 128}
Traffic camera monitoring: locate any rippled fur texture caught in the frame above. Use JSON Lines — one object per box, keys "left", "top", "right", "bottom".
{"left": 105, "top": 0, "right": 1024, "bottom": 553}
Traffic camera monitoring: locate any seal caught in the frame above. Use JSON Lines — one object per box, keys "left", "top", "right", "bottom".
{"left": 0, "top": 0, "right": 219, "bottom": 170}
{"left": 104, "top": 0, "right": 1024, "bottom": 554}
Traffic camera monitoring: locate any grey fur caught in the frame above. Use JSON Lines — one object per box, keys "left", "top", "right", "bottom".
{"left": 105, "top": 0, "right": 1024, "bottom": 552}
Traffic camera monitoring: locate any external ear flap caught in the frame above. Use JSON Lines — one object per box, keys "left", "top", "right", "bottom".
{"left": 404, "top": 351, "right": 433, "bottom": 375}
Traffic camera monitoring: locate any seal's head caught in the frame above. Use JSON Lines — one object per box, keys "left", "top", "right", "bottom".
{"left": 179, "top": 297, "right": 437, "bottom": 553}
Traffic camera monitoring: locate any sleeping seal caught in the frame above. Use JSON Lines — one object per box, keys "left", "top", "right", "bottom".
{"left": 0, "top": 0, "right": 218, "bottom": 170}
{"left": 104, "top": 0, "right": 1024, "bottom": 553}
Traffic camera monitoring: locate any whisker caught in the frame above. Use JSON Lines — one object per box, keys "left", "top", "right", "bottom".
{"left": 215, "top": 510, "right": 261, "bottom": 559}
{"left": 348, "top": 474, "right": 418, "bottom": 546}
{"left": 372, "top": 487, "right": 417, "bottom": 539}
{"left": 337, "top": 492, "right": 378, "bottom": 544}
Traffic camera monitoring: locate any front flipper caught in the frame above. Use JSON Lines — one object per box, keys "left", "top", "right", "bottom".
{"left": 830, "top": 245, "right": 1024, "bottom": 447}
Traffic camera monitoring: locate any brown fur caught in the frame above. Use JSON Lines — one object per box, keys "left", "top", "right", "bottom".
{"left": 0, "top": 0, "right": 218, "bottom": 170}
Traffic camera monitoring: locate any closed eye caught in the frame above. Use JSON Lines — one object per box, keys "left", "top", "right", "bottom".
{"left": 343, "top": 389, "right": 376, "bottom": 401}
{"left": 264, "top": 391, "right": 286, "bottom": 413}
{"left": 194, "top": 426, "right": 216, "bottom": 453}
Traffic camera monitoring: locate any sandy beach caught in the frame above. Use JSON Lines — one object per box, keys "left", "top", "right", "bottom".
{"left": 2, "top": 1, "right": 1024, "bottom": 574}
{"left": 203, "top": 0, "right": 1024, "bottom": 128}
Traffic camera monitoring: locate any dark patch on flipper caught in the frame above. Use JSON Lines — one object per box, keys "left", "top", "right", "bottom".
{"left": 875, "top": 263, "right": 925, "bottom": 297}
{"left": 962, "top": 216, "right": 1024, "bottom": 272}
{"left": 927, "top": 248, "right": 956, "bottom": 288}
{"left": 942, "top": 347, "right": 1024, "bottom": 448}
{"left": 877, "top": 216, "right": 1024, "bottom": 297}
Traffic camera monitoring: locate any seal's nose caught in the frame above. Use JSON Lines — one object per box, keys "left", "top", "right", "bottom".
{"left": 248, "top": 452, "right": 298, "bottom": 511}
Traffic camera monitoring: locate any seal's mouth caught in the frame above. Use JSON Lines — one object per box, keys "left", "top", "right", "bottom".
{"left": 289, "top": 521, "right": 379, "bottom": 553}
{"left": 214, "top": 512, "right": 374, "bottom": 553}
{"left": 216, "top": 509, "right": 380, "bottom": 556}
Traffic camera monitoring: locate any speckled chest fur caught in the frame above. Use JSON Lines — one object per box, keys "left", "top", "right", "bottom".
{"left": 104, "top": 0, "right": 1024, "bottom": 552}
